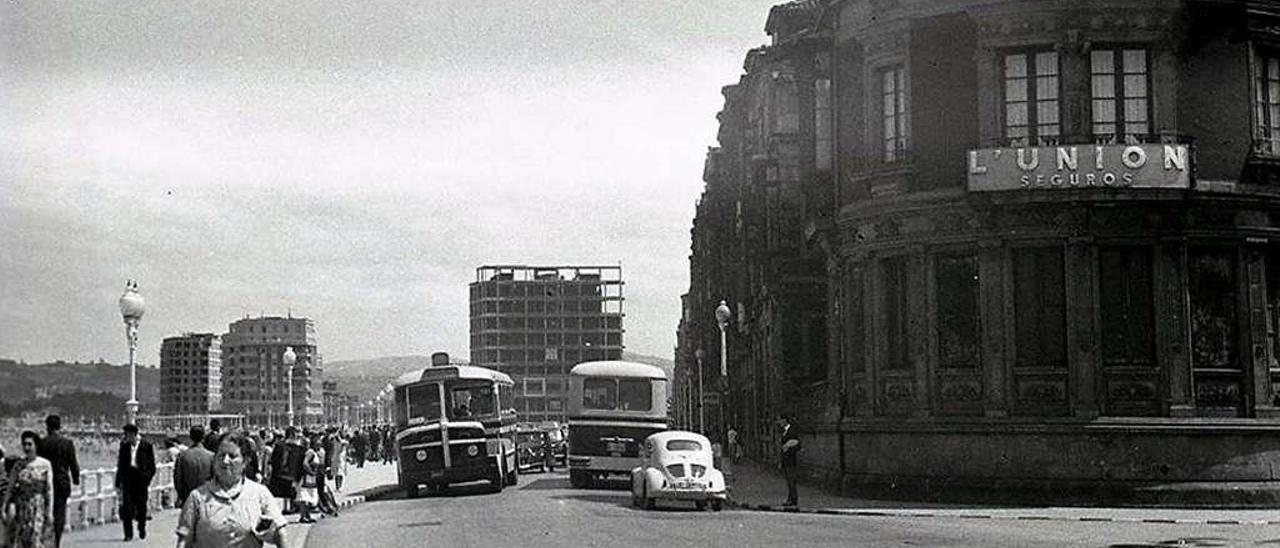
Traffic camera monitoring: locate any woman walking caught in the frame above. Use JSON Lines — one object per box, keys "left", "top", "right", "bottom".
{"left": 176, "top": 433, "right": 285, "bottom": 548}
{"left": 1, "top": 432, "right": 56, "bottom": 548}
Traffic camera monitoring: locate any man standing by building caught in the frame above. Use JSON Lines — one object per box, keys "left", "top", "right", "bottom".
{"left": 38, "top": 414, "right": 79, "bottom": 548}
{"left": 115, "top": 424, "right": 156, "bottom": 541}
{"left": 778, "top": 416, "right": 801, "bottom": 507}
{"left": 173, "top": 426, "right": 214, "bottom": 507}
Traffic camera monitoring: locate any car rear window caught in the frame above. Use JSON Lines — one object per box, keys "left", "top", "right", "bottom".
{"left": 666, "top": 439, "right": 702, "bottom": 452}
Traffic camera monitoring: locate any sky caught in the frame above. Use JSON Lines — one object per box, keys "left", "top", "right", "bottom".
{"left": 0, "top": 0, "right": 781, "bottom": 365}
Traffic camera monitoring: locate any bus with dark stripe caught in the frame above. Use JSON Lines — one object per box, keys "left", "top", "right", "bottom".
{"left": 392, "top": 356, "right": 518, "bottom": 497}
{"left": 567, "top": 361, "right": 669, "bottom": 488}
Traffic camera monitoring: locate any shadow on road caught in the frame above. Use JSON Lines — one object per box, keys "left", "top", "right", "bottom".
{"left": 365, "top": 481, "right": 502, "bottom": 502}
{"left": 1107, "top": 539, "right": 1230, "bottom": 548}
{"left": 548, "top": 492, "right": 716, "bottom": 514}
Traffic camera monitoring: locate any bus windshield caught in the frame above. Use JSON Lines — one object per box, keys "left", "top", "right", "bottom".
{"left": 406, "top": 383, "right": 441, "bottom": 425}
{"left": 448, "top": 383, "right": 496, "bottom": 419}
{"left": 583, "top": 378, "right": 652, "bottom": 411}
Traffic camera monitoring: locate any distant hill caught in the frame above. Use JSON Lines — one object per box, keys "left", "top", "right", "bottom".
{"left": 324, "top": 351, "right": 676, "bottom": 400}
{"left": 0, "top": 359, "right": 159, "bottom": 411}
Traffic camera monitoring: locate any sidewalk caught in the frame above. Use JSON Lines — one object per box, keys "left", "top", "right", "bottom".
{"left": 65, "top": 462, "right": 399, "bottom": 548}
{"left": 725, "top": 460, "right": 1280, "bottom": 525}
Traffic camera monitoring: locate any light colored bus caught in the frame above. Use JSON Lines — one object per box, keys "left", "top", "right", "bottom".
{"left": 392, "top": 356, "right": 518, "bottom": 496}
{"left": 566, "top": 360, "right": 669, "bottom": 488}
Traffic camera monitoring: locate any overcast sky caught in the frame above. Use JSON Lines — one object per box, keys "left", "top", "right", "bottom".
{"left": 0, "top": 1, "right": 779, "bottom": 365}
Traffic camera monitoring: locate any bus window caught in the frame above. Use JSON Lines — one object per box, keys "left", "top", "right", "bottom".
{"left": 583, "top": 378, "right": 618, "bottom": 410}
{"left": 407, "top": 383, "right": 441, "bottom": 425}
{"left": 449, "top": 384, "right": 496, "bottom": 419}
{"left": 618, "top": 379, "right": 652, "bottom": 411}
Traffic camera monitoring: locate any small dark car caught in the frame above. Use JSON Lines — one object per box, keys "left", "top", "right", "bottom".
{"left": 516, "top": 430, "right": 549, "bottom": 472}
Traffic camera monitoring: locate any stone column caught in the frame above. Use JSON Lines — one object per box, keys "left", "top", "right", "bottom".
{"left": 1065, "top": 236, "right": 1100, "bottom": 418}
{"left": 1155, "top": 238, "right": 1195, "bottom": 417}
{"left": 907, "top": 247, "right": 932, "bottom": 417}
{"left": 1245, "top": 243, "right": 1279, "bottom": 417}
{"left": 979, "top": 240, "right": 1008, "bottom": 417}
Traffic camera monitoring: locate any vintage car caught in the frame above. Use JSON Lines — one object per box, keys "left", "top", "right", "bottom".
{"left": 540, "top": 422, "right": 568, "bottom": 466}
{"left": 629, "top": 431, "right": 726, "bottom": 511}
{"left": 516, "top": 429, "right": 550, "bottom": 472}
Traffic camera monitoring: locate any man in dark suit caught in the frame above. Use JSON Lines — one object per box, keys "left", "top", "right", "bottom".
{"left": 38, "top": 414, "right": 79, "bottom": 548}
{"left": 115, "top": 423, "right": 156, "bottom": 541}
{"left": 778, "top": 416, "right": 802, "bottom": 507}
{"left": 201, "top": 418, "right": 223, "bottom": 453}
{"left": 172, "top": 426, "right": 214, "bottom": 507}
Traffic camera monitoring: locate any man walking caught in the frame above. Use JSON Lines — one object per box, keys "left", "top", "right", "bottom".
{"left": 115, "top": 424, "right": 156, "bottom": 541}
{"left": 173, "top": 426, "right": 214, "bottom": 507}
{"left": 778, "top": 416, "right": 801, "bottom": 507}
{"left": 38, "top": 414, "right": 79, "bottom": 548}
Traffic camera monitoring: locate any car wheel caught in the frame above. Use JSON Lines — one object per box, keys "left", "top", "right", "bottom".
{"left": 490, "top": 461, "right": 506, "bottom": 493}
{"left": 404, "top": 483, "right": 418, "bottom": 498}
{"left": 506, "top": 465, "right": 518, "bottom": 486}
{"left": 695, "top": 500, "right": 706, "bottom": 511}
{"left": 711, "top": 500, "right": 723, "bottom": 512}
{"left": 570, "top": 470, "right": 589, "bottom": 488}
{"left": 643, "top": 484, "right": 655, "bottom": 510}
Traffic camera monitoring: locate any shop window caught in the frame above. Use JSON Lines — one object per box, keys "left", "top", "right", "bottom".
{"left": 935, "top": 254, "right": 981, "bottom": 369}
{"left": 880, "top": 66, "right": 909, "bottom": 162}
{"left": 883, "top": 257, "right": 909, "bottom": 370}
{"left": 1255, "top": 49, "right": 1280, "bottom": 156}
{"left": 1100, "top": 247, "right": 1155, "bottom": 367}
{"left": 1013, "top": 248, "right": 1066, "bottom": 368}
{"left": 1091, "top": 48, "right": 1150, "bottom": 144}
{"left": 1188, "top": 247, "right": 1243, "bottom": 414}
{"left": 1003, "top": 51, "right": 1060, "bottom": 146}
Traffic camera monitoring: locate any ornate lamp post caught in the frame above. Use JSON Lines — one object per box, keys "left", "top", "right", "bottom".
{"left": 715, "top": 300, "right": 732, "bottom": 440}
{"left": 283, "top": 346, "right": 297, "bottom": 427}
{"left": 118, "top": 281, "right": 146, "bottom": 425}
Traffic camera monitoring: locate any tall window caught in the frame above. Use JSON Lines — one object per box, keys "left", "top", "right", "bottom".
{"left": 1255, "top": 51, "right": 1280, "bottom": 155}
{"left": 1004, "top": 51, "right": 1060, "bottom": 146}
{"left": 880, "top": 66, "right": 908, "bottom": 162}
{"left": 815, "top": 78, "right": 833, "bottom": 170}
{"left": 1013, "top": 248, "right": 1066, "bottom": 368}
{"left": 935, "top": 255, "right": 981, "bottom": 369}
{"left": 1091, "top": 48, "right": 1150, "bottom": 143}
{"left": 883, "top": 257, "right": 909, "bottom": 370}
{"left": 1099, "top": 247, "right": 1155, "bottom": 367}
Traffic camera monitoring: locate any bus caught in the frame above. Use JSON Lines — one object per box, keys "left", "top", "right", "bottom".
{"left": 392, "top": 355, "right": 518, "bottom": 496}
{"left": 566, "top": 360, "right": 669, "bottom": 488}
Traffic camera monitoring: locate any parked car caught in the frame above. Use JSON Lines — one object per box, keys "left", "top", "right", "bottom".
{"left": 630, "top": 431, "right": 726, "bottom": 511}
{"left": 516, "top": 430, "right": 549, "bottom": 472}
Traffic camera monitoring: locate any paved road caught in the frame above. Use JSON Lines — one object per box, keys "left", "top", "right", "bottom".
{"left": 304, "top": 470, "right": 1280, "bottom": 548}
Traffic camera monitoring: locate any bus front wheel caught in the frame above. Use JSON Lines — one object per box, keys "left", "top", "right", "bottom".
{"left": 404, "top": 483, "right": 419, "bottom": 498}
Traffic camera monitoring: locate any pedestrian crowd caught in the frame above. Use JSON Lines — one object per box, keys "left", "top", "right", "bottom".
{"left": 0, "top": 415, "right": 398, "bottom": 548}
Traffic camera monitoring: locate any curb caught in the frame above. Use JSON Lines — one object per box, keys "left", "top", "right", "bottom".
{"left": 724, "top": 499, "right": 1280, "bottom": 526}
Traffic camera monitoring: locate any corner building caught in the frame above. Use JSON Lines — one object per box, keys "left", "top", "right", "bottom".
{"left": 684, "top": 0, "right": 1280, "bottom": 504}
{"left": 470, "top": 266, "right": 624, "bottom": 424}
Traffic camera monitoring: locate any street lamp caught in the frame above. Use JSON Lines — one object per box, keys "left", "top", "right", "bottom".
{"left": 283, "top": 346, "right": 296, "bottom": 427}
{"left": 118, "top": 280, "right": 146, "bottom": 425}
{"left": 715, "top": 300, "right": 732, "bottom": 440}
{"left": 694, "top": 348, "right": 705, "bottom": 434}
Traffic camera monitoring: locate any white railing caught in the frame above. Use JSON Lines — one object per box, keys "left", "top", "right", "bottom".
{"left": 66, "top": 462, "right": 176, "bottom": 530}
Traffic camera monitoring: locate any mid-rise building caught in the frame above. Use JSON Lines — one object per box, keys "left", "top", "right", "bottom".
{"left": 470, "top": 265, "right": 624, "bottom": 423}
{"left": 220, "top": 316, "right": 323, "bottom": 426}
{"left": 159, "top": 333, "right": 222, "bottom": 415}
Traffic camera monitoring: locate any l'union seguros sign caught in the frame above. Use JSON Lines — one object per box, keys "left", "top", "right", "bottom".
{"left": 966, "top": 144, "right": 1190, "bottom": 192}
